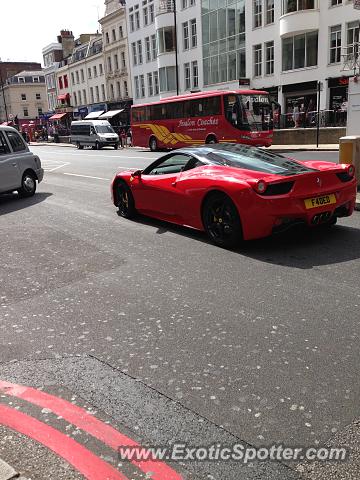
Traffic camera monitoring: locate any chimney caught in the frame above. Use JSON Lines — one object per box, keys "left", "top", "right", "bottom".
{"left": 59, "top": 30, "right": 75, "bottom": 58}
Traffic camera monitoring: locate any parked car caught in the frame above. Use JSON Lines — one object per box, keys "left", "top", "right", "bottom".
{"left": 111, "top": 144, "right": 357, "bottom": 248}
{"left": 70, "top": 120, "right": 119, "bottom": 150}
{"left": 0, "top": 126, "right": 44, "bottom": 197}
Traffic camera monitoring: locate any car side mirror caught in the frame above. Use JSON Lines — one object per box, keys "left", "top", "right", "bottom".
{"left": 132, "top": 169, "right": 142, "bottom": 177}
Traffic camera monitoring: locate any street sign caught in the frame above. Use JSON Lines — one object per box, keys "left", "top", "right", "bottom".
{"left": 354, "top": 0, "right": 360, "bottom": 9}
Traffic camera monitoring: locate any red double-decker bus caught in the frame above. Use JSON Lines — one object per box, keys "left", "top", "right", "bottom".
{"left": 131, "top": 89, "right": 273, "bottom": 151}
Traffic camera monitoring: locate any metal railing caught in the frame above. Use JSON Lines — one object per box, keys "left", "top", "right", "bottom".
{"left": 275, "top": 109, "right": 347, "bottom": 129}
{"left": 158, "top": 0, "right": 174, "bottom": 14}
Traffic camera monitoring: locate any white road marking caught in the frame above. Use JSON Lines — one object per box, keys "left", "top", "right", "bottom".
{"left": 63, "top": 173, "right": 110, "bottom": 181}
{"left": 42, "top": 161, "right": 70, "bottom": 172}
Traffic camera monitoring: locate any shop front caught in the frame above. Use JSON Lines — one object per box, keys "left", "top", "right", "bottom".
{"left": 106, "top": 100, "right": 133, "bottom": 128}
{"left": 328, "top": 76, "right": 349, "bottom": 126}
{"left": 282, "top": 81, "right": 318, "bottom": 128}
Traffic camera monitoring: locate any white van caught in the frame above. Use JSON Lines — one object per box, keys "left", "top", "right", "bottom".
{"left": 70, "top": 120, "right": 119, "bottom": 150}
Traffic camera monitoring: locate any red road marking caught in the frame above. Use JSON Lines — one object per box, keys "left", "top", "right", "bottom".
{"left": 0, "top": 404, "right": 128, "bottom": 480}
{"left": 0, "top": 381, "right": 182, "bottom": 480}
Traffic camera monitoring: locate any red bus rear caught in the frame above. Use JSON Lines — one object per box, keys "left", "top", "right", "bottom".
{"left": 131, "top": 89, "right": 273, "bottom": 151}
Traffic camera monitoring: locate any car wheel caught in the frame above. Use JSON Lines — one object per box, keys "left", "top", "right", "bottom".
{"left": 18, "top": 172, "right": 36, "bottom": 198}
{"left": 116, "top": 181, "right": 136, "bottom": 219}
{"left": 202, "top": 192, "right": 243, "bottom": 248}
{"left": 77, "top": 143, "right": 84, "bottom": 150}
{"left": 114, "top": 143, "right": 119, "bottom": 150}
{"left": 149, "top": 136, "right": 158, "bottom": 152}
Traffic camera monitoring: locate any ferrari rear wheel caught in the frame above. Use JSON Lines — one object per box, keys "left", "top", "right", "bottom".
{"left": 116, "top": 181, "right": 136, "bottom": 219}
{"left": 202, "top": 193, "right": 243, "bottom": 248}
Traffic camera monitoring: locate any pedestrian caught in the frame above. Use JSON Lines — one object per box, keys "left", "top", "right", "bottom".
{"left": 127, "top": 128, "right": 132, "bottom": 147}
{"left": 292, "top": 104, "right": 300, "bottom": 128}
{"left": 120, "top": 128, "right": 127, "bottom": 148}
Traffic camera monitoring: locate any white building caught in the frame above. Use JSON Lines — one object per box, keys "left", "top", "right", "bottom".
{"left": 99, "top": 0, "right": 133, "bottom": 123}
{"left": 126, "top": 0, "right": 202, "bottom": 104}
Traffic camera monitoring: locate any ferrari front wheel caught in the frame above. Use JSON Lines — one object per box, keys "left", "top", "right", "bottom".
{"left": 116, "top": 181, "right": 136, "bottom": 219}
{"left": 202, "top": 193, "right": 243, "bottom": 248}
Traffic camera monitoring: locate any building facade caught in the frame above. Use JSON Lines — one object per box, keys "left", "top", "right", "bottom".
{"left": 126, "top": 0, "right": 202, "bottom": 104}
{"left": 99, "top": 0, "right": 133, "bottom": 122}
{"left": 0, "top": 71, "right": 47, "bottom": 128}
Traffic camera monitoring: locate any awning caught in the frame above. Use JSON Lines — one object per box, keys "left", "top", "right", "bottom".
{"left": 84, "top": 111, "right": 104, "bottom": 119}
{"left": 57, "top": 93, "right": 70, "bottom": 101}
{"left": 49, "top": 113, "right": 68, "bottom": 120}
{"left": 99, "top": 109, "right": 124, "bottom": 119}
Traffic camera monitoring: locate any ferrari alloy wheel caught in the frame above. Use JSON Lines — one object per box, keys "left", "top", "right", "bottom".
{"left": 116, "top": 181, "right": 136, "bottom": 219}
{"left": 202, "top": 193, "right": 243, "bottom": 248}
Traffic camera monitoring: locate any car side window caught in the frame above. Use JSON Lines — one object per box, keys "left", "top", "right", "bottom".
{"left": 146, "top": 154, "right": 191, "bottom": 175}
{"left": 183, "top": 157, "right": 204, "bottom": 171}
{"left": 0, "top": 132, "right": 10, "bottom": 156}
{"left": 5, "top": 131, "right": 27, "bottom": 152}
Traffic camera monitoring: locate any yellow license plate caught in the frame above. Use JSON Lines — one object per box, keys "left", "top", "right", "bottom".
{"left": 304, "top": 194, "right": 337, "bottom": 209}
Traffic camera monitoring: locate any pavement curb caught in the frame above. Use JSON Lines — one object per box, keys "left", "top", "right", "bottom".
{"left": 0, "top": 459, "right": 18, "bottom": 480}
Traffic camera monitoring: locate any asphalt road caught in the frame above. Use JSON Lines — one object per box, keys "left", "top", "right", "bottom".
{"left": 0, "top": 145, "right": 359, "bottom": 480}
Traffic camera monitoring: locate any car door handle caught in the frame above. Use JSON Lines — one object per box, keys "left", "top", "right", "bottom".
{"left": 172, "top": 181, "right": 177, "bottom": 187}
{"left": 12, "top": 163, "right": 17, "bottom": 166}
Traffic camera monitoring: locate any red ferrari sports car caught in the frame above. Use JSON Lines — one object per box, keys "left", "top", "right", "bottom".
{"left": 112, "top": 144, "right": 357, "bottom": 248}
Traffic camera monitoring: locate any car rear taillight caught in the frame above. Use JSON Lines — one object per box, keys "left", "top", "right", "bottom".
{"left": 337, "top": 165, "right": 355, "bottom": 183}
{"left": 254, "top": 180, "right": 267, "bottom": 194}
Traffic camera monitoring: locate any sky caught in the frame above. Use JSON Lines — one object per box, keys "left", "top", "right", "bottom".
{"left": 0, "top": 0, "right": 106, "bottom": 66}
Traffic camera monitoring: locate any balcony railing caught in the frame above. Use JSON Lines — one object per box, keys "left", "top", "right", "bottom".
{"left": 157, "top": 0, "right": 174, "bottom": 15}
{"left": 281, "top": 0, "right": 319, "bottom": 16}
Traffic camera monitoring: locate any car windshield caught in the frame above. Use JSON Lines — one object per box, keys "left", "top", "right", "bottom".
{"left": 200, "top": 145, "right": 316, "bottom": 176}
{"left": 96, "top": 125, "right": 115, "bottom": 134}
{"left": 224, "top": 94, "right": 272, "bottom": 132}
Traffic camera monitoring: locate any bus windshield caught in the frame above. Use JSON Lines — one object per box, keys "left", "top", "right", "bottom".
{"left": 225, "top": 94, "right": 272, "bottom": 132}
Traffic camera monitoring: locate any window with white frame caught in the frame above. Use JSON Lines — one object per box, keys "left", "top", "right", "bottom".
{"left": 129, "top": 13, "right": 135, "bottom": 32}
{"left": 140, "top": 75, "right": 145, "bottom": 97}
{"left": 71, "top": 72, "right": 75, "bottom": 84}
{"left": 254, "top": 44, "right": 262, "bottom": 76}
{"left": 347, "top": 21, "right": 359, "bottom": 58}
{"left": 154, "top": 71, "right": 159, "bottom": 94}
{"left": 330, "top": 0, "right": 342, "bottom": 5}
{"left": 190, "top": 19, "right": 197, "bottom": 47}
{"left": 135, "top": 5, "right": 140, "bottom": 29}
{"left": 143, "top": 3, "right": 149, "bottom": 26}
{"left": 184, "top": 63, "right": 191, "bottom": 89}
{"left": 330, "top": 25, "right": 342, "bottom": 64}
{"left": 149, "top": 2, "right": 154, "bottom": 23}
{"left": 148, "top": 72, "right": 154, "bottom": 96}
{"left": 151, "top": 34, "right": 157, "bottom": 59}
{"left": 98, "top": 85, "right": 102, "bottom": 102}
{"left": 265, "top": 0, "right": 274, "bottom": 24}
{"left": 159, "top": 66, "right": 176, "bottom": 92}
{"left": 282, "top": 0, "right": 317, "bottom": 15}
{"left": 145, "top": 37, "right": 151, "bottom": 61}
{"left": 83, "top": 90, "right": 87, "bottom": 104}
{"left": 190, "top": 0, "right": 195, "bottom": 5}
{"left": 265, "top": 41, "right": 274, "bottom": 74}
{"left": 183, "top": 22, "right": 189, "bottom": 50}
{"left": 78, "top": 90, "right": 82, "bottom": 104}
{"left": 192, "top": 60, "right": 198, "bottom": 88}
{"left": 253, "top": 0, "right": 262, "bottom": 29}
{"left": 134, "top": 76, "right": 140, "bottom": 98}
{"left": 182, "top": 0, "right": 188, "bottom": 7}
{"left": 282, "top": 31, "right": 318, "bottom": 70}
{"left": 137, "top": 40, "right": 143, "bottom": 64}
{"left": 157, "top": 26, "right": 175, "bottom": 54}
{"left": 132, "top": 42, "right": 138, "bottom": 65}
